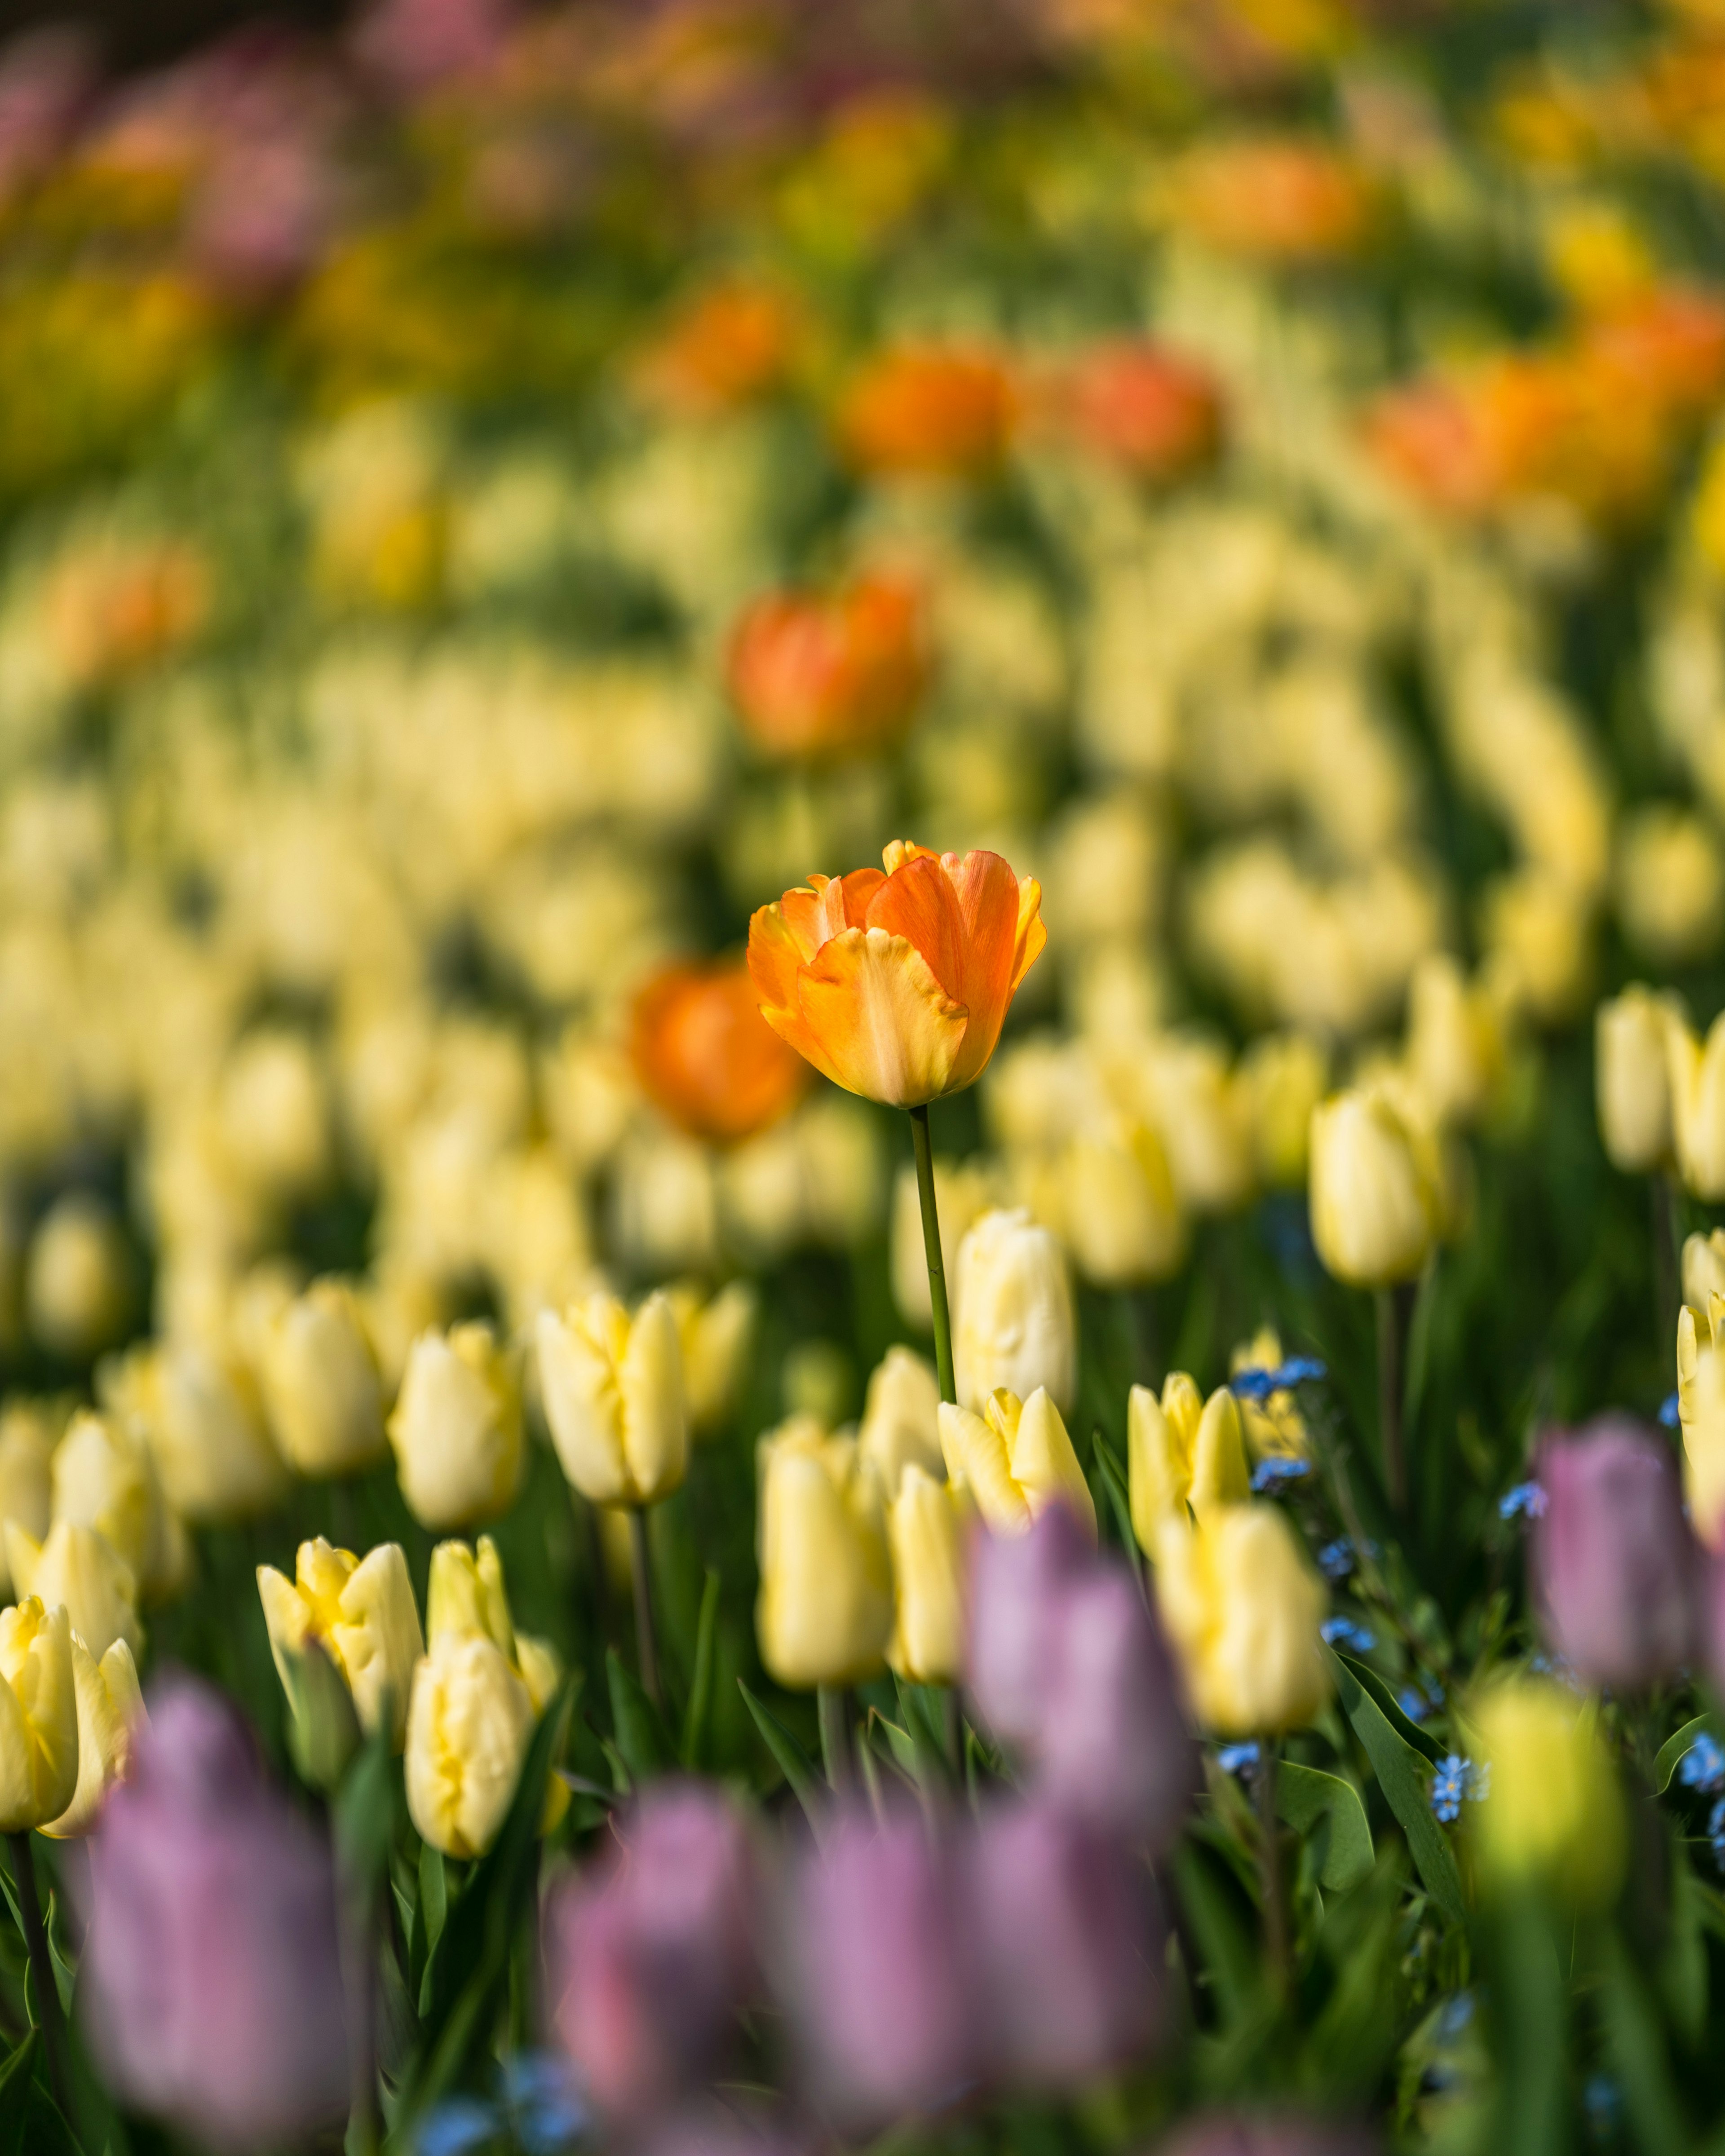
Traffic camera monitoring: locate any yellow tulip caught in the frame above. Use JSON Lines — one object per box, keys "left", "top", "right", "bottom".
{"left": 1470, "top": 1680, "right": 1625, "bottom": 1907}
{"left": 1668, "top": 1012, "right": 1725, "bottom": 1200}
{"left": 952, "top": 1208, "right": 1077, "bottom": 1416}
{"left": 51, "top": 1409, "right": 183, "bottom": 1603}
{"left": 887, "top": 1466, "right": 971, "bottom": 1686}
{"left": 858, "top": 1345, "right": 943, "bottom": 1497}
{"left": 260, "top": 1277, "right": 387, "bottom": 1478}
{"left": 1686, "top": 1229, "right": 1725, "bottom": 1315}
{"left": 1128, "top": 1374, "right": 1248, "bottom": 1550}
{"left": 0, "top": 1599, "right": 78, "bottom": 1833}
{"left": 405, "top": 1632, "right": 535, "bottom": 1860}
{"left": 388, "top": 1323, "right": 523, "bottom": 1530}
{"left": 1153, "top": 1504, "right": 1329, "bottom": 1736}
{"left": 1229, "top": 1330, "right": 1307, "bottom": 1460}
{"left": 424, "top": 1534, "right": 567, "bottom": 1829}
{"left": 535, "top": 1290, "right": 687, "bottom": 1507}
{"left": 1596, "top": 986, "right": 1682, "bottom": 1175}
{"left": 100, "top": 1338, "right": 288, "bottom": 1523}
{"left": 756, "top": 1420, "right": 893, "bottom": 1689}
{"left": 41, "top": 1635, "right": 143, "bottom": 1838}
{"left": 1677, "top": 1296, "right": 1725, "bottom": 1546}
{"left": 257, "top": 1537, "right": 425, "bottom": 1750}
{"left": 1058, "top": 1124, "right": 1188, "bottom": 1289}
{"left": 1408, "top": 953, "right": 1504, "bottom": 1129}
{"left": 3, "top": 1521, "right": 140, "bottom": 1661}
{"left": 1240, "top": 1031, "right": 1329, "bottom": 1188}
{"left": 666, "top": 1280, "right": 757, "bottom": 1437}
{"left": 0, "top": 1404, "right": 53, "bottom": 1599}
{"left": 1308, "top": 1086, "right": 1437, "bottom": 1289}
{"left": 938, "top": 1387, "right": 1097, "bottom": 1542}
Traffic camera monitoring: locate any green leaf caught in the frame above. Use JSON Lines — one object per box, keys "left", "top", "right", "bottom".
{"left": 1171, "top": 1838, "right": 1260, "bottom": 2030}
{"left": 894, "top": 1681, "right": 953, "bottom": 1792}
{"left": 1092, "top": 1432, "right": 1139, "bottom": 1568}
{"left": 1662, "top": 1835, "right": 1708, "bottom": 2046}
{"left": 14, "top": 2088, "right": 79, "bottom": 2156}
{"left": 1603, "top": 1932, "right": 1689, "bottom": 2156}
{"left": 42, "top": 1894, "right": 74, "bottom": 2015}
{"left": 606, "top": 1649, "right": 675, "bottom": 1784}
{"left": 737, "top": 1680, "right": 825, "bottom": 1840}
{"left": 681, "top": 1568, "right": 721, "bottom": 1773}
{"left": 1336, "top": 1652, "right": 1446, "bottom": 1765}
{"left": 1656, "top": 1714, "right": 1716, "bottom": 1795}
{"left": 1487, "top": 1904, "right": 1567, "bottom": 2156}
{"left": 335, "top": 1727, "right": 396, "bottom": 1891}
{"left": 0, "top": 2034, "right": 39, "bottom": 2156}
{"left": 1331, "top": 1651, "right": 1466, "bottom": 1925}
{"left": 1276, "top": 1761, "right": 1374, "bottom": 1893}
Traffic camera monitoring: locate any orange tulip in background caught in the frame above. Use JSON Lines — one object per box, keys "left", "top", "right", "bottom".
{"left": 1059, "top": 340, "right": 1226, "bottom": 480}
{"left": 1169, "top": 137, "right": 1376, "bottom": 263}
{"left": 726, "top": 573, "right": 928, "bottom": 758}
{"left": 635, "top": 279, "right": 803, "bottom": 414}
{"left": 838, "top": 346, "right": 1017, "bottom": 477}
{"left": 747, "top": 843, "right": 1045, "bottom": 1108}
{"left": 630, "top": 959, "right": 809, "bottom": 1143}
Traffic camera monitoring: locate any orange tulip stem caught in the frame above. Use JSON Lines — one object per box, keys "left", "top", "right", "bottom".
{"left": 910, "top": 1103, "right": 957, "bottom": 1406}
{"left": 627, "top": 1507, "right": 661, "bottom": 1709}
{"left": 9, "top": 1831, "right": 70, "bottom": 2121}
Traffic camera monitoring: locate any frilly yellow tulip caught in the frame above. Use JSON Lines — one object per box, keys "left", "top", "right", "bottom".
{"left": 41, "top": 1634, "right": 143, "bottom": 1838}
{"left": 1668, "top": 1011, "right": 1725, "bottom": 1200}
{"left": 424, "top": 1536, "right": 566, "bottom": 1827}
{"left": 1153, "top": 1504, "right": 1330, "bottom": 1736}
{"left": 535, "top": 1290, "right": 688, "bottom": 1507}
{"left": 4, "top": 1520, "right": 140, "bottom": 1661}
{"left": 1127, "top": 1374, "right": 1248, "bottom": 1551}
{"left": 756, "top": 1419, "right": 893, "bottom": 1689}
{"left": 0, "top": 1598, "right": 78, "bottom": 1833}
{"left": 938, "top": 1387, "right": 1097, "bottom": 1542}
{"left": 257, "top": 1537, "right": 425, "bottom": 1750}
{"left": 405, "top": 1632, "right": 535, "bottom": 1861}
{"left": 388, "top": 1323, "right": 523, "bottom": 1531}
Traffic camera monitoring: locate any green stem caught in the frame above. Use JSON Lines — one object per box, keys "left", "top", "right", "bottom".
{"left": 818, "top": 1684, "right": 852, "bottom": 1796}
{"left": 909, "top": 1103, "right": 956, "bottom": 1406}
{"left": 8, "top": 1833, "right": 69, "bottom": 2121}
{"left": 627, "top": 1507, "right": 660, "bottom": 1709}
{"left": 1255, "top": 1741, "right": 1287, "bottom": 1994}
{"left": 1376, "top": 1285, "right": 1407, "bottom": 1515}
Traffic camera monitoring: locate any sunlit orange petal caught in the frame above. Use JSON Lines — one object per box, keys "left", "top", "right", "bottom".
{"left": 794, "top": 927, "right": 968, "bottom": 1107}
{"left": 1011, "top": 875, "right": 1046, "bottom": 993}
{"left": 747, "top": 904, "right": 841, "bottom": 1086}
{"left": 865, "top": 850, "right": 966, "bottom": 1000}
{"left": 941, "top": 850, "right": 1036, "bottom": 1087}
{"left": 778, "top": 887, "right": 827, "bottom": 962}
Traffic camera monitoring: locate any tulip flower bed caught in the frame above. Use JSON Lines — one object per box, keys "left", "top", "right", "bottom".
{"left": 11, "top": 0, "right": 1725, "bottom": 2151}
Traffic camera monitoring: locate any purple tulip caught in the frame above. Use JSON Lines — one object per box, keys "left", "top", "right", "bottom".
{"left": 78, "top": 1674, "right": 349, "bottom": 2152}
{"left": 781, "top": 1807, "right": 972, "bottom": 2126}
{"left": 964, "top": 1502, "right": 1094, "bottom": 1750}
{"left": 547, "top": 1780, "right": 757, "bottom": 2119}
{"left": 1532, "top": 1417, "right": 1700, "bottom": 1689}
{"left": 960, "top": 1801, "right": 1164, "bottom": 2090}
{"left": 1156, "top": 2116, "right": 1376, "bottom": 2156}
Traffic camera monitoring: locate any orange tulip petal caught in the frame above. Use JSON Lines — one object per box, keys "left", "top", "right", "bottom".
{"left": 865, "top": 851, "right": 966, "bottom": 1001}
{"left": 776, "top": 887, "right": 827, "bottom": 963}
{"left": 942, "top": 849, "right": 1031, "bottom": 1087}
{"left": 794, "top": 927, "right": 968, "bottom": 1107}
{"left": 1011, "top": 875, "right": 1047, "bottom": 994}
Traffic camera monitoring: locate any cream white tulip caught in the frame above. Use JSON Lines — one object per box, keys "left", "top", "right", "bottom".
{"left": 938, "top": 1387, "right": 1097, "bottom": 1541}
{"left": 52, "top": 1409, "right": 183, "bottom": 1602}
{"left": 1669, "top": 1012, "right": 1725, "bottom": 1201}
{"left": 756, "top": 1421, "right": 893, "bottom": 1690}
{"left": 388, "top": 1323, "right": 523, "bottom": 1530}
{"left": 1308, "top": 1087, "right": 1437, "bottom": 1289}
{"left": 887, "top": 1467, "right": 971, "bottom": 1686}
{"left": 858, "top": 1346, "right": 943, "bottom": 1497}
{"left": 1596, "top": 986, "right": 1682, "bottom": 1175}
{"left": 0, "top": 1404, "right": 53, "bottom": 1598}
{"left": 260, "top": 1277, "right": 387, "bottom": 1478}
{"left": 101, "top": 1339, "right": 288, "bottom": 1523}
{"left": 952, "top": 1208, "right": 1076, "bottom": 1416}
{"left": 536, "top": 1290, "right": 687, "bottom": 1507}
{"left": 41, "top": 1635, "right": 142, "bottom": 1838}
{"left": 4, "top": 1520, "right": 140, "bottom": 1660}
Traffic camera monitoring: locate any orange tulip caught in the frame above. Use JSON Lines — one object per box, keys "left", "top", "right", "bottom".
{"left": 726, "top": 573, "right": 927, "bottom": 758}
{"left": 1060, "top": 340, "right": 1225, "bottom": 481}
{"left": 631, "top": 960, "right": 809, "bottom": 1143}
{"left": 637, "top": 280, "right": 802, "bottom": 414}
{"left": 1171, "top": 138, "right": 1375, "bottom": 263}
{"left": 838, "top": 346, "right": 1016, "bottom": 478}
{"left": 747, "top": 843, "right": 1045, "bottom": 1108}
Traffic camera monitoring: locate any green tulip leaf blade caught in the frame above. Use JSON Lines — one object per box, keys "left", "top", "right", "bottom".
{"left": 737, "top": 1679, "right": 825, "bottom": 1839}
{"left": 681, "top": 1567, "right": 722, "bottom": 1772}
{"left": 1275, "top": 1760, "right": 1374, "bottom": 1892}
{"left": 1336, "top": 1652, "right": 1446, "bottom": 1765}
{"left": 1331, "top": 1650, "right": 1466, "bottom": 1925}
{"left": 606, "top": 1648, "right": 676, "bottom": 1783}
{"left": 1655, "top": 1713, "right": 1716, "bottom": 1795}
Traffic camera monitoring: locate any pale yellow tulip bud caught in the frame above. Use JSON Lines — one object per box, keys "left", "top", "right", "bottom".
{"left": 890, "top": 1158, "right": 995, "bottom": 1330}
{"left": 858, "top": 1346, "right": 943, "bottom": 1497}
{"left": 1153, "top": 1504, "right": 1329, "bottom": 1736}
{"left": 405, "top": 1632, "right": 535, "bottom": 1860}
{"left": 938, "top": 1387, "right": 1097, "bottom": 1542}
{"left": 389, "top": 1323, "right": 523, "bottom": 1531}
{"left": 1669, "top": 1012, "right": 1725, "bottom": 1200}
{"left": 260, "top": 1278, "right": 387, "bottom": 1478}
{"left": 24, "top": 1194, "right": 132, "bottom": 1361}
{"left": 0, "top": 1598, "right": 78, "bottom": 1833}
{"left": 1677, "top": 1303, "right": 1725, "bottom": 1547}
{"left": 1140, "top": 1033, "right": 1255, "bottom": 1214}
{"left": 52, "top": 1409, "right": 181, "bottom": 1603}
{"left": 1684, "top": 1229, "right": 1725, "bottom": 1317}
{"left": 667, "top": 1281, "right": 757, "bottom": 1437}
{"left": 1060, "top": 1126, "right": 1187, "bottom": 1288}
{"left": 0, "top": 1404, "right": 53, "bottom": 1599}
{"left": 1616, "top": 805, "right": 1725, "bottom": 967}
{"left": 1596, "top": 986, "right": 1682, "bottom": 1174}
{"left": 1408, "top": 954, "right": 1504, "bottom": 1129}
{"left": 42, "top": 1636, "right": 142, "bottom": 1838}
{"left": 1470, "top": 1680, "right": 1625, "bottom": 1907}
{"left": 1308, "top": 1087, "right": 1436, "bottom": 1289}
{"left": 100, "top": 1339, "right": 287, "bottom": 1523}
{"left": 536, "top": 1290, "right": 688, "bottom": 1507}
{"left": 1128, "top": 1376, "right": 1247, "bottom": 1551}
{"left": 1239, "top": 1033, "right": 1329, "bottom": 1189}
{"left": 952, "top": 1208, "right": 1076, "bottom": 1416}
{"left": 887, "top": 1467, "right": 971, "bottom": 1686}
{"left": 4, "top": 1521, "right": 140, "bottom": 1660}
{"left": 257, "top": 1537, "right": 424, "bottom": 1751}
{"left": 756, "top": 1423, "right": 893, "bottom": 1690}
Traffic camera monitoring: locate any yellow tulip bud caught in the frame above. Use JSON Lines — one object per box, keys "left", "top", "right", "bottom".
{"left": 1140, "top": 1033, "right": 1255, "bottom": 1215}
{"left": 51, "top": 1409, "right": 182, "bottom": 1603}
{"left": 1470, "top": 1680, "right": 1625, "bottom": 1907}
{"left": 1616, "top": 805, "right": 1725, "bottom": 967}
{"left": 667, "top": 1280, "right": 757, "bottom": 1437}
{"left": 858, "top": 1346, "right": 943, "bottom": 1497}
{"left": 1668, "top": 1012, "right": 1725, "bottom": 1201}
{"left": 257, "top": 1537, "right": 425, "bottom": 1750}
{"left": 952, "top": 1209, "right": 1076, "bottom": 1416}
{"left": 0, "top": 1404, "right": 53, "bottom": 1599}
{"left": 0, "top": 1599, "right": 78, "bottom": 1833}
{"left": 1240, "top": 1032, "right": 1329, "bottom": 1189}
{"left": 388, "top": 1323, "right": 523, "bottom": 1531}
{"left": 1596, "top": 986, "right": 1683, "bottom": 1175}
{"left": 260, "top": 1278, "right": 387, "bottom": 1478}
{"left": 756, "top": 1421, "right": 893, "bottom": 1690}
{"left": 887, "top": 1466, "right": 971, "bottom": 1686}
{"left": 1684, "top": 1229, "right": 1725, "bottom": 1316}
{"left": 3, "top": 1521, "right": 140, "bottom": 1661}
{"left": 938, "top": 1387, "right": 1097, "bottom": 1542}
{"left": 1308, "top": 1087, "right": 1437, "bottom": 1289}
{"left": 1059, "top": 1125, "right": 1187, "bottom": 1288}
{"left": 535, "top": 1290, "right": 688, "bottom": 1507}
{"left": 1153, "top": 1504, "right": 1329, "bottom": 1736}
{"left": 1677, "top": 1300, "right": 1725, "bottom": 1546}
{"left": 405, "top": 1632, "right": 535, "bottom": 1860}
{"left": 40, "top": 1634, "right": 142, "bottom": 1838}
{"left": 1408, "top": 954, "right": 1504, "bottom": 1129}
{"left": 100, "top": 1338, "right": 287, "bottom": 1523}
{"left": 24, "top": 1194, "right": 132, "bottom": 1361}
{"left": 424, "top": 1534, "right": 566, "bottom": 1830}
{"left": 1128, "top": 1375, "right": 1247, "bottom": 1550}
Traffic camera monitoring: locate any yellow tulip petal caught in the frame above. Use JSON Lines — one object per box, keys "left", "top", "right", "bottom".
{"left": 794, "top": 927, "right": 968, "bottom": 1108}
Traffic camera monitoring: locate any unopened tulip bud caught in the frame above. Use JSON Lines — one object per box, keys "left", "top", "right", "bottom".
{"left": 537, "top": 1290, "right": 688, "bottom": 1507}
{"left": 1532, "top": 1418, "right": 1699, "bottom": 1690}
{"left": 4, "top": 1520, "right": 140, "bottom": 1660}
{"left": 1154, "top": 1504, "right": 1329, "bottom": 1736}
{"left": 1141, "top": 1032, "right": 1254, "bottom": 1214}
{"left": 756, "top": 1423, "right": 892, "bottom": 1690}
{"left": 260, "top": 1277, "right": 386, "bottom": 1478}
{"left": 25, "top": 1192, "right": 133, "bottom": 1361}
{"left": 389, "top": 1322, "right": 523, "bottom": 1530}
{"left": 52, "top": 1408, "right": 181, "bottom": 1602}
{"left": 101, "top": 1338, "right": 288, "bottom": 1523}
{"left": 1670, "top": 1011, "right": 1725, "bottom": 1199}
{"left": 42, "top": 1634, "right": 142, "bottom": 1838}
{"left": 1685, "top": 1229, "right": 1725, "bottom": 1315}
{"left": 257, "top": 1537, "right": 424, "bottom": 1751}
{"left": 274, "top": 1636, "right": 361, "bottom": 1791}
{"left": 1471, "top": 1679, "right": 1625, "bottom": 1907}
{"left": 1060, "top": 1126, "right": 1188, "bottom": 1287}
{"left": 1239, "top": 1032, "right": 1329, "bottom": 1188}
{"left": 859, "top": 1346, "right": 943, "bottom": 1495}
{"left": 1597, "top": 986, "right": 1682, "bottom": 1173}
{"left": 405, "top": 1629, "right": 535, "bottom": 1860}
{"left": 1308, "top": 1087, "right": 1437, "bottom": 1289}
{"left": 887, "top": 1467, "right": 970, "bottom": 1686}
{"left": 1678, "top": 1301, "right": 1725, "bottom": 1546}
{"left": 952, "top": 1208, "right": 1076, "bottom": 1415}
{"left": 668, "top": 1281, "right": 757, "bottom": 1436}
{"left": 0, "top": 1597, "right": 77, "bottom": 1831}
{"left": 0, "top": 1402, "right": 53, "bottom": 1596}
{"left": 1409, "top": 953, "right": 1504, "bottom": 1129}
{"left": 1128, "top": 1375, "right": 1247, "bottom": 1548}
{"left": 939, "top": 1387, "right": 1096, "bottom": 1542}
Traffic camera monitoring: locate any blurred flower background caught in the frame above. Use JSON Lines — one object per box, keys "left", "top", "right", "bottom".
{"left": 4, "top": 0, "right": 1725, "bottom": 2147}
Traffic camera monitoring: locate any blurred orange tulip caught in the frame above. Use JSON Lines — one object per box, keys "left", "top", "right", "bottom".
{"left": 726, "top": 574, "right": 927, "bottom": 758}
{"left": 637, "top": 280, "right": 803, "bottom": 413}
{"left": 1060, "top": 341, "right": 1225, "bottom": 480}
{"left": 747, "top": 843, "right": 1045, "bottom": 1108}
{"left": 631, "top": 960, "right": 809, "bottom": 1144}
{"left": 838, "top": 346, "right": 1016, "bottom": 477}
{"left": 1171, "top": 137, "right": 1375, "bottom": 262}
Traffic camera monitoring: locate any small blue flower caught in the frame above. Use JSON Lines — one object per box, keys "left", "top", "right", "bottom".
{"left": 1709, "top": 1796, "right": 1725, "bottom": 1869}
{"left": 1431, "top": 1754, "right": 1487, "bottom": 1823}
{"left": 1435, "top": 1991, "right": 1475, "bottom": 2042}
{"left": 1251, "top": 1457, "right": 1311, "bottom": 1494}
{"left": 1231, "top": 1358, "right": 1327, "bottom": 1403}
{"left": 1216, "top": 1741, "right": 1261, "bottom": 1776}
{"left": 1278, "top": 1356, "right": 1328, "bottom": 1387}
{"left": 1318, "top": 1538, "right": 1355, "bottom": 1582}
{"left": 1398, "top": 1687, "right": 1430, "bottom": 1723}
{"left": 1322, "top": 1616, "right": 1376, "bottom": 1654}
{"left": 417, "top": 2097, "right": 500, "bottom": 2156}
{"left": 1660, "top": 1392, "right": 1682, "bottom": 1430}
{"left": 1498, "top": 1481, "right": 1548, "bottom": 1521}
{"left": 499, "top": 2051, "right": 589, "bottom": 2155}
{"left": 1679, "top": 1734, "right": 1725, "bottom": 1793}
